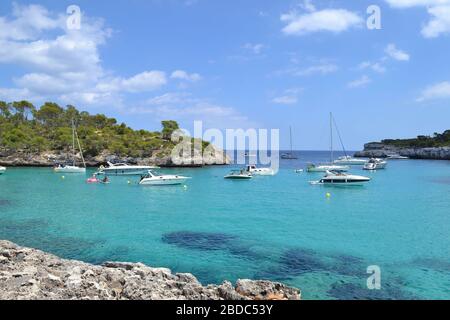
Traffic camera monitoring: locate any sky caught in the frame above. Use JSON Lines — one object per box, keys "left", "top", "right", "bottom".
{"left": 0, "top": 0, "right": 449, "bottom": 150}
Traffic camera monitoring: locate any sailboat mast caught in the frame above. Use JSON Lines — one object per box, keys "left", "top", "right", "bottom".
{"left": 75, "top": 129, "right": 86, "bottom": 168}
{"left": 289, "top": 126, "right": 293, "bottom": 154}
{"left": 72, "top": 119, "right": 76, "bottom": 166}
{"left": 330, "top": 113, "right": 334, "bottom": 163}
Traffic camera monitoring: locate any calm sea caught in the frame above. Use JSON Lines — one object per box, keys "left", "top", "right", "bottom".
{"left": 1, "top": 151, "right": 449, "bottom": 300}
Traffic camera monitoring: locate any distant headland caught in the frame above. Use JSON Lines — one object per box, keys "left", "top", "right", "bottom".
{"left": 355, "top": 130, "right": 450, "bottom": 160}
{"left": 0, "top": 101, "right": 229, "bottom": 167}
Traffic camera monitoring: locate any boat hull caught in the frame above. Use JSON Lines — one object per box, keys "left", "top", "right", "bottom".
{"left": 0, "top": 167, "right": 5, "bottom": 175}
{"left": 139, "top": 177, "right": 189, "bottom": 186}
{"left": 307, "top": 165, "right": 349, "bottom": 172}
{"left": 333, "top": 160, "right": 368, "bottom": 165}
{"left": 100, "top": 169, "right": 154, "bottom": 176}
{"left": 54, "top": 166, "right": 86, "bottom": 173}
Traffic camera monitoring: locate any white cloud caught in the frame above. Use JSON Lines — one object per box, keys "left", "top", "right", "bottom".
{"left": 271, "top": 88, "right": 303, "bottom": 105}
{"left": 242, "top": 43, "right": 265, "bottom": 54}
{"left": 348, "top": 75, "right": 371, "bottom": 88}
{"left": 385, "top": 0, "right": 450, "bottom": 8}
{"left": 385, "top": 1, "right": 450, "bottom": 38}
{"left": 272, "top": 95, "right": 298, "bottom": 105}
{"left": 385, "top": 44, "right": 410, "bottom": 61}
{"left": 0, "top": 4, "right": 193, "bottom": 109}
{"left": 421, "top": 5, "right": 450, "bottom": 38}
{"left": 170, "top": 70, "right": 202, "bottom": 82}
{"left": 128, "top": 93, "right": 255, "bottom": 129}
{"left": 359, "top": 61, "right": 387, "bottom": 73}
{"left": 281, "top": 7, "right": 363, "bottom": 35}
{"left": 417, "top": 81, "right": 450, "bottom": 101}
{"left": 121, "top": 71, "right": 167, "bottom": 92}
{"left": 297, "top": 64, "right": 338, "bottom": 76}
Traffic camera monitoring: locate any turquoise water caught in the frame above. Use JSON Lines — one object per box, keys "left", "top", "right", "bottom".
{"left": 1, "top": 151, "right": 449, "bottom": 300}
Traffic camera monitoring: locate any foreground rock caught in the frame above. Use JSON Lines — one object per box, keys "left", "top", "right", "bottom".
{"left": 0, "top": 241, "right": 300, "bottom": 300}
{"left": 354, "top": 142, "right": 450, "bottom": 160}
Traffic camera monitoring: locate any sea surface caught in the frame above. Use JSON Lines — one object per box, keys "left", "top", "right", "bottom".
{"left": 1, "top": 151, "right": 449, "bottom": 300}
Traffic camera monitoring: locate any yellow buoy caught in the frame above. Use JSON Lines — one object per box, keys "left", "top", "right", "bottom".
{"left": 127, "top": 180, "right": 131, "bottom": 185}
{"left": 61, "top": 176, "right": 65, "bottom": 179}
{"left": 326, "top": 193, "right": 331, "bottom": 198}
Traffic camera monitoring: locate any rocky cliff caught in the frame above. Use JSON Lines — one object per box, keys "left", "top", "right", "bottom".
{"left": 354, "top": 142, "right": 450, "bottom": 160}
{"left": 0, "top": 146, "right": 230, "bottom": 168}
{"left": 0, "top": 240, "right": 300, "bottom": 300}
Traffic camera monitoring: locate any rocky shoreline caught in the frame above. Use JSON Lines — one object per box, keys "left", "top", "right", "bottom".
{"left": 0, "top": 240, "right": 300, "bottom": 300}
{"left": 0, "top": 148, "right": 231, "bottom": 168}
{"left": 354, "top": 142, "right": 450, "bottom": 160}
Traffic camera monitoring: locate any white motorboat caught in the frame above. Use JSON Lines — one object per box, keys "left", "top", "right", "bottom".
{"left": 245, "top": 165, "right": 275, "bottom": 176}
{"left": 334, "top": 156, "right": 368, "bottom": 165}
{"left": 386, "top": 154, "right": 409, "bottom": 160}
{"left": 54, "top": 165, "right": 86, "bottom": 173}
{"left": 312, "top": 170, "right": 371, "bottom": 186}
{"left": 0, "top": 166, "right": 6, "bottom": 175}
{"left": 54, "top": 120, "right": 86, "bottom": 174}
{"left": 307, "top": 164, "right": 349, "bottom": 173}
{"left": 139, "top": 170, "right": 190, "bottom": 186}
{"left": 98, "top": 162, "right": 159, "bottom": 176}
{"left": 363, "top": 158, "right": 387, "bottom": 170}
{"left": 224, "top": 170, "right": 253, "bottom": 180}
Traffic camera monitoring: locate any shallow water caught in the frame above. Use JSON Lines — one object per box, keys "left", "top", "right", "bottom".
{"left": 0, "top": 151, "right": 449, "bottom": 300}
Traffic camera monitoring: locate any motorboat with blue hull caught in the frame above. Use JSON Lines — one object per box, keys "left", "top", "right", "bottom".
{"left": 311, "top": 170, "right": 371, "bottom": 186}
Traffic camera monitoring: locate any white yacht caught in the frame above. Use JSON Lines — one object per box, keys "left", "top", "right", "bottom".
{"left": 312, "top": 170, "right": 371, "bottom": 186}
{"left": 386, "top": 154, "right": 409, "bottom": 160}
{"left": 0, "top": 166, "right": 6, "bottom": 175}
{"left": 54, "top": 120, "right": 86, "bottom": 174}
{"left": 334, "top": 156, "right": 368, "bottom": 166}
{"left": 245, "top": 165, "right": 275, "bottom": 176}
{"left": 224, "top": 170, "right": 253, "bottom": 180}
{"left": 139, "top": 170, "right": 190, "bottom": 186}
{"left": 307, "top": 164, "right": 349, "bottom": 173}
{"left": 98, "top": 162, "right": 159, "bottom": 176}
{"left": 305, "top": 113, "right": 353, "bottom": 173}
{"left": 363, "top": 158, "right": 387, "bottom": 170}
{"left": 54, "top": 165, "right": 86, "bottom": 173}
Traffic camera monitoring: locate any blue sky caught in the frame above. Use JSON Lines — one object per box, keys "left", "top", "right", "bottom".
{"left": 0, "top": 0, "right": 449, "bottom": 150}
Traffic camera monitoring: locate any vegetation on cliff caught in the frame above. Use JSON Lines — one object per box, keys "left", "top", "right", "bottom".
{"left": 378, "top": 130, "right": 450, "bottom": 148}
{"left": 0, "top": 101, "right": 208, "bottom": 158}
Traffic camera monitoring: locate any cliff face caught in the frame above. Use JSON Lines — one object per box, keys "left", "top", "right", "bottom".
{"left": 0, "top": 146, "right": 230, "bottom": 168}
{"left": 354, "top": 142, "right": 450, "bottom": 160}
{"left": 0, "top": 240, "right": 300, "bottom": 300}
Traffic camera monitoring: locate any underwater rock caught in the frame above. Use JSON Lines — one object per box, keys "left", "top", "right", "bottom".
{"left": 0, "top": 200, "right": 11, "bottom": 206}
{"left": 162, "top": 231, "right": 237, "bottom": 251}
{"left": 0, "top": 240, "right": 300, "bottom": 300}
{"left": 327, "top": 281, "right": 418, "bottom": 300}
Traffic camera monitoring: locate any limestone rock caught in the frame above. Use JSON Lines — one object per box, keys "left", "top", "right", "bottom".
{"left": 0, "top": 240, "right": 300, "bottom": 300}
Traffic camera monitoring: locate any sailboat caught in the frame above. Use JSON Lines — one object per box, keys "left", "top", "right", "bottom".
{"left": 306, "top": 113, "right": 349, "bottom": 173}
{"left": 54, "top": 120, "right": 86, "bottom": 173}
{"left": 331, "top": 115, "right": 368, "bottom": 166}
{"left": 281, "top": 126, "right": 298, "bottom": 160}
